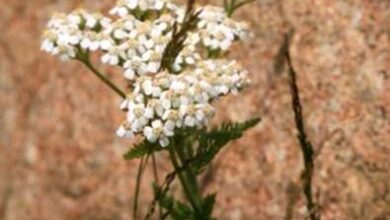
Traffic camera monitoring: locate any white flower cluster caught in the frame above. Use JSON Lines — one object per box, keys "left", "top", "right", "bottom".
{"left": 197, "top": 6, "right": 249, "bottom": 51}
{"left": 41, "top": 1, "right": 249, "bottom": 74}
{"left": 98, "top": 14, "right": 199, "bottom": 78}
{"left": 167, "top": 5, "right": 249, "bottom": 51}
{"left": 117, "top": 60, "right": 250, "bottom": 146}
{"left": 41, "top": 0, "right": 252, "bottom": 146}
{"left": 110, "top": 0, "right": 170, "bottom": 16}
{"left": 41, "top": 9, "right": 112, "bottom": 60}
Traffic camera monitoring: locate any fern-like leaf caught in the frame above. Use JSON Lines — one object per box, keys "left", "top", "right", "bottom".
{"left": 194, "top": 117, "right": 260, "bottom": 173}
{"left": 202, "top": 193, "right": 216, "bottom": 217}
{"left": 123, "top": 139, "right": 165, "bottom": 160}
{"left": 152, "top": 184, "right": 194, "bottom": 220}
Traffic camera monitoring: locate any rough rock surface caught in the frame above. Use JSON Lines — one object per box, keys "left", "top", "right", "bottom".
{"left": 0, "top": 0, "right": 389, "bottom": 219}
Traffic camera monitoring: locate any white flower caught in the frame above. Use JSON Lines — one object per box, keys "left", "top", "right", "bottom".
{"left": 116, "top": 121, "right": 134, "bottom": 138}
{"left": 170, "top": 5, "right": 186, "bottom": 23}
{"left": 85, "top": 14, "right": 98, "bottom": 28}
{"left": 138, "top": 0, "right": 149, "bottom": 11}
{"left": 124, "top": 68, "right": 136, "bottom": 80}
{"left": 188, "top": 85, "right": 209, "bottom": 103}
{"left": 147, "top": 99, "right": 165, "bottom": 117}
{"left": 142, "top": 79, "right": 153, "bottom": 95}
{"left": 141, "top": 50, "right": 162, "bottom": 73}
{"left": 160, "top": 91, "right": 173, "bottom": 110}
{"left": 162, "top": 109, "right": 182, "bottom": 128}
{"left": 53, "top": 45, "right": 77, "bottom": 61}
{"left": 100, "top": 38, "right": 114, "bottom": 50}
{"left": 57, "top": 27, "right": 82, "bottom": 45}
{"left": 110, "top": 6, "right": 129, "bottom": 17}
{"left": 41, "top": 39, "right": 55, "bottom": 52}
{"left": 127, "top": 104, "right": 151, "bottom": 132}
{"left": 170, "top": 80, "right": 186, "bottom": 92}
{"left": 151, "top": 0, "right": 165, "bottom": 10}
{"left": 194, "top": 5, "right": 249, "bottom": 51}
{"left": 164, "top": 120, "right": 175, "bottom": 135}
{"left": 128, "top": 0, "right": 140, "bottom": 10}
{"left": 123, "top": 57, "right": 148, "bottom": 79}
{"left": 185, "top": 32, "right": 200, "bottom": 46}
{"left": 147, "top": 62, "right": 160, "bottom": 73}
{"left": 143, "top": 120, "right": 173, "bottom": 147}
{"left": 113, "top": 29, "right": 128, "bottom": 39}
{"left": 67, "top": 11, "right": 83, "bottom": 26}
{"left": 80, "top": 32, "right": 101, "bottom": 51}
{"left": 101, "top": 53, "right": 119, "bottom": 65}
{"left": 101, "top": 47, "right": 124, "bottom": 65}
{"left": 41, "top": 31, "right": 57, "bottom": 52}
{"left": 179, "top": 105, "right": 196, "bottom": 127}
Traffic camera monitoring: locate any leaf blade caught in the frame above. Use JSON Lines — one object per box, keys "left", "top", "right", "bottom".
{"left": 123, "top": 140, "right": 164, "bottom": 160}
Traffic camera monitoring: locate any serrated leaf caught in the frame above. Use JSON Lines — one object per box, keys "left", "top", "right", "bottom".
{"left": 123, "top": 139, "right": 164, "bottom": 160}
{"left": 175, "top": 201, "right": 193, "bottom": 217}
{"left": 202, "top": 193, "right": 216, "bottom": 217}
{"left": 152, "top": 184, "right": 194, "bottom": 220}
{"left": 194, "top": 117, "right": 260, "bottom": 173}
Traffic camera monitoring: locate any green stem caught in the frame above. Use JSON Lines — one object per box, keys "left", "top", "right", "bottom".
{"left": 229, "top": 0, "right": 236, "bottom": 17}
{"left": 168, "top": 146, "right": 201, "bottom": 214}
{"left": 225, "top": 0, "right": 255, "bottom": 17}
{"left": 151, "top": 153, "right": 163, "bottom": 218}
{"left": 78, "top": 56, "right": 126, "bottom": 98}
{"left": 151, "top": 153, "right": 159, "bottom": 184}
{"left": 175, "top": 142, "right": 200, "bottom": 197}
{"left": 133, "top": 156, "right": 147, "bottom": 219}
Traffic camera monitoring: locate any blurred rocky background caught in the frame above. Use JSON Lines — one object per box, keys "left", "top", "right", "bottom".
{"left": 0, "top": 0, "right": 389, "bottom": 219}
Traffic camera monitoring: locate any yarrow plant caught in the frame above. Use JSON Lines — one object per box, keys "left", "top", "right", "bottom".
{"left": 41, "top": 0, "right": 258, "bottom": 219}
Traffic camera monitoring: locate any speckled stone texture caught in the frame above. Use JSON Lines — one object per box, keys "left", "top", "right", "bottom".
{"left": 0, "top": 0, "right": 389, "bottom": 219}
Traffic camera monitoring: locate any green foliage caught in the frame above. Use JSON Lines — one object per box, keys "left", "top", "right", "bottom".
{"left": 223, "top": 0, "right": 255, "bottom": 17}
{"left": 201, "top": 193, "right": 217, "bottom": 218}
{"left": 143, "top": 118, "right": 259, "bottom": 219}
{"left": 154, "top": 187, "right": 217, "bottom": 220}
{"left": 193, "top": 117, "right": 261, "bottom": 173}
{"left": 153, "top": 184, "right": 195, "bottom": 219}
{"left": 123, "top": 140, "right": 165, "bottom": 160}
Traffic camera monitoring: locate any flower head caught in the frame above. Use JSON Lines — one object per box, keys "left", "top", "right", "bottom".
{"left": 41, "top": 1, "right": 252, "bottom": 146}
{"left": 117, "top": 60, "right": 249, "bottom": 146}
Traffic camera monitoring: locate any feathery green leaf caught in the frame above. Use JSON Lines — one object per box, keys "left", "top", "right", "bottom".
{"left": 123, "top": 140, "right": 165, "bottom": 160}
{"left": 153, "top": 184, "right": 194, "bottom": 220}
{"left": 194, "top": 117, "right": 261, "bottom": 173}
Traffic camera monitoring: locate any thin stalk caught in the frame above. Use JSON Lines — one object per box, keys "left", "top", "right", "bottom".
{"left": 225, "top": 0, "right": 255, "bottom": 17}
{"left": 133, "top": 155, "right": 150, "bottom": 219}
{"left": 151, "top": 153, "right": 163, "bottom": 218}
{"left": 223, "top": 0, "right": 229, "bottom": 12}
{"left": 175, "top": 142, "right": 200, "bottom": 198}
{"left": 151, "top": 153, "right": 159, "bottom": 184}
{"left": 168, "top": 146, "right": 201, "bottom": 214}
{"left": 79, "top": 57, "right": 126, "bottom": 98}
{"left": 228, "top": 0, "right": 236, "bottom": 17}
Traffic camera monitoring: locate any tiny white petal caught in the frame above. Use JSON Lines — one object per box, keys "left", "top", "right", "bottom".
{"left": 159, "top": 137, "right": 169, "bottom": 147}
{"left": 142, "top": 80, "right": 153, "bottom": 95}
{"left": 101, "top": 54, "right": 110, "bottom": 63}
{"left": 144, "top": 107, "right": 154, "bottom": 119}
{"left": 110, "top": 55, "right": 119, "bottom": 65}
{"left": 152, "top": 120, "right": 163, "bottom": 128}
{"left": 147, "top": 62, "right": 159, "bottom": 73}
{"left": 184, "top": 116, "right": 195, "bottom": 127}
{"left": 161, "top": 99, "right": 171, "bottom": 110}
{"left": 124, "top": 68, "right": 136, "bottom": 80}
